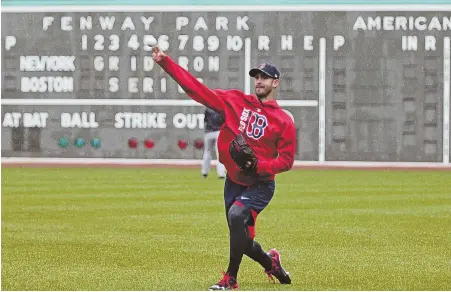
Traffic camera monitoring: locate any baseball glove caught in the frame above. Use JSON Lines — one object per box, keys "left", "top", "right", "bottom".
{"left": 229, "top": 133, "right": 257, "bottom": 173}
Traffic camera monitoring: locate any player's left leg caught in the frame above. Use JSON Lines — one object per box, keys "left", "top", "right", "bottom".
{"left": 264, "top": 248, "right": 291, "bottom": 284}
{"left": 244, "top": 230, "right": 272, "bottom": 271}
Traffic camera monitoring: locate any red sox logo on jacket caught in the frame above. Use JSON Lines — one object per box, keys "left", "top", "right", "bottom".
{"left": 238, "top": 108, "right": 268, "bottom": 140}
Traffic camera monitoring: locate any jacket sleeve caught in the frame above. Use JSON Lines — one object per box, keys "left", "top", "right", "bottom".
{"left": 157, "top": 56, "right": 225, "bottom": 114}
{"left": 256, "top": 120, "right": 296, "bottom": 176}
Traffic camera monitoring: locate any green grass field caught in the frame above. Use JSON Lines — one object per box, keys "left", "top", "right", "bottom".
{"left": 2, "top": 167, "right": 451, "bottom": 291}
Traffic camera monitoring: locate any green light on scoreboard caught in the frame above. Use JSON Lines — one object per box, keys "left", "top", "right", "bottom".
{"left": 91, "top": 138, "right": 101, "bottom": 149}
{"left": 58, "top": 137, "right": 69, "bottom": 148}
{"left": 74, "top": 138, "right": 86, "bottom": 148}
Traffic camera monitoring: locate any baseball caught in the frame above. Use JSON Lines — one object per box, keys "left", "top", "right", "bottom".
{"left": 148, "top": 38, "right": 158, "bottom": 46}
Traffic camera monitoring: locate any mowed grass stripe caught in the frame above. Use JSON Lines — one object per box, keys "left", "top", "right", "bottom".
{"left": 2, "top": 168, "right": 450, "bottom": 290}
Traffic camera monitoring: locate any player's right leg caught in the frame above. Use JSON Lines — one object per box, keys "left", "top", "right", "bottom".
{"left": 209, "top": 203, "right": 248, "bottom": 291}
{"left": 201, "top": 132, "right": 214, "bottom": 178}
{"left": 213, "top": 131, "right": 226, "bottom": 179}
{"left": 208, "top": 272, "right": 239, "bottom": 291}
{"left": 209, "top": 177, "right": 246, "bottom": 290}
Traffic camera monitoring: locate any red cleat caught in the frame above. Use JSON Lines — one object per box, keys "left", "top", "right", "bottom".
{"left": 264, "top": 248, "right": 292, "bottom": 284}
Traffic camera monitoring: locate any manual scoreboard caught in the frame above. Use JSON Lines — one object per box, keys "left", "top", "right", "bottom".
{"left": 2, "top": 9, "right": 450, "bottom": 162}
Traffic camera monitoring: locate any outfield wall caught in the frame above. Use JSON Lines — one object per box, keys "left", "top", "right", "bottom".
{"left": 1, "top": 1, "right": 450, "bottom": 167}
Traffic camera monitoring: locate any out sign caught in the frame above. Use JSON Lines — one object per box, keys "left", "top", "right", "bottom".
{"left": 173, "top": 113, "right": 204, "bottom": 129}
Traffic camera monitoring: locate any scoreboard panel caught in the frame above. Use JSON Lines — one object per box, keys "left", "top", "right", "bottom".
{"left": 1, "top": 104, "right": 318, "bottom": 160}
{"left": 2, "top": 10, "right": 450, "bottom": 162}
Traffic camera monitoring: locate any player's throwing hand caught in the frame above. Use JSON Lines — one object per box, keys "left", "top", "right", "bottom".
{"left": 152, "top": 46, "right": 166, "bottom": 63}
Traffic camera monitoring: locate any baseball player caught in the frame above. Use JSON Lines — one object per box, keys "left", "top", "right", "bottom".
{"left": 202, "top": 107, "right": 226, "bottom": 179}
{"left": 153, "top": 46, "right": 295, "bottom": 290}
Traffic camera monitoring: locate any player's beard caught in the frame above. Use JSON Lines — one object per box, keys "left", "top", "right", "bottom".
{"left": 255, "top": 86, "right": 272, "bottom": 99}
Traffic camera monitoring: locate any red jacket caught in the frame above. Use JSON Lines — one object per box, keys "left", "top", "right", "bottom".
{"left": 158, "top": 56, "right": 296, "bottom": 186}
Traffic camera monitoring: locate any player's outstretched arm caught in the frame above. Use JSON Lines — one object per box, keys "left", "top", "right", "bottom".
{"left": 152, "top": 46, "right": 225, "bottom": 114}
{"left": 256, "top": 120, "right": 296, "bottom": 176}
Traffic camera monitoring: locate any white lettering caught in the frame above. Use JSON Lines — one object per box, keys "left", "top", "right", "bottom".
{"left": 334, "top": 35, "right": 345, "bottom": 50}
{"left": 114, "top": 112, "right": 167, "bottom": 129}
{"left": 157, "top": 35, "right": 169, "bottom": 51}
{"left": 258, "top": 36, "right": 270, "bottom": 50}
{"left": 396, "top": 16, "right": 407, "bottom": 30}
{"left": 354, "top": 16, "right": 451, "bottom": 31}
{"left": 61, "top": 16, "right": 72, "bottom": 31}
{"left": 178, "top": 35, "right": 189, "bottom": 50}
{"left": 20, "top": 56, "right": 76, "bottom": 72}
{"left": 130, "top": 56, "right": 137, "bottom": 71}
{"left": 121, "top": 16, "right": 135, "bottom": 30}
{"left": 99, "top": 16, "right": 115, "bottom": 30}
{"left": 23, "top": 112, "right": 48, "bottom": 128}
{"left": 304, "top": 35, "right": 313, "bottom": 50}
{"left": 383, "top": 16, "right": 394, "bottom": 30}
{"left": 128, "top": 34, "right": 139, "bottom": 50}
{"left": 42, "top": 16, "right": 54, "bottom": 30}
{"left": 144, "top": 56, "right": 154, "bottom": 71}
{"left": 94, "top": 34, "right": 104, "bottom": 50}
{"left": 216, "top": 17, "right": 228, "bottom": 30}
{"left": 227, "top": 35, "right": 243, "bottom": 51}
{"left": 173, "top": 113, "right": 204, "bottom": 129}
{"left": 429, "top": 17, "right": 442, "bottom": 31}
{"left": 176, "top": 17, "right": 189, "bottom": 31}
{"left": 109, "top": 77, "right": 119, "bottom": 92}
{"left": 161, "top": 78, "right": 167, "bottom": 93}
{"left": 208, "top": 36, "right": 220, "bottom": 51}
{"left": 2, "top": 112, "right": 22, "bottom": 128}
{"left": 141, "top": 17, "right": 154, "bottom": 30}
{"left": 94, "top": 56, "right": 104, "bottom": 71}
{"left": 353, "top": 16, "right": 367, "bottom": 30}
{"left": 368, "top": 17, "right": 381, "bottom": 30}
{"left": 194, "top": 17, "right": 208, "bottom": 30}
{"left": 21, "top": 76, "right": 74, "bottom": 93}
{"left": 109, "top": 56, "right": 119, "bottom": 71}
{"left": 402, "top": 35, "right": 418, "bottom": 51}
{"left": 209, "top": 56, "right": 220, "bottom": 72}
{"left": 238, "top": 108, "right": 251, "bottom": 132}
{"left": 81, "top": 34, "right": 87, "bottom": 50}
{"left": 193, "top": 35, "right": 205, "bottom": 51}
{"left": 178, "top": 56, "right": 189, "bottom": 70}
{"left": 425, "top": 35, "right": 436, "bottom": 51}
{"left": 415, "top": 16, "right": 427, "bottom": 30}
{"left": 5, "top": 36, "right": 16, "bottom": 51}
{"left": 143, "top": 77, "right": 153, "bottom": 93}
{"left": 444, "top": 17, "right": 451, "bottom": 31}
{"left": 237, "top": 16, "right": 249, "bottom": 30}
{"left": 281, "top": 35, "right": 292, "bottom": 51}
{"left": 80, "top": 16, "right": 92, "bottom": 30}
{"left": 193, "top": 56, "right": 204, "bottom": 72}
{"left": 109, "top": 34, "right": 120, "bottom": 51}
{"left": 61, "top": 112, "right": 98, "bottom": 128}
{"left": 143, "top": 35, "right": 157, "bottom": 51}
{"left": 128, "top": 77, "right": 139, "bottom": 93}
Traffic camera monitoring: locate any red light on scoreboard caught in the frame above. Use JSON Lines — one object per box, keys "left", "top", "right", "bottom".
{"left": 194, "top": 138, "right": 204, "bottom": 149}
{"left": 144, "top": 139, "right": 155, "bottom": 149}
{"left": 178, "top": 139, "right": 188, "bottom": 150}
{"left": 128, "top": 138, "right": 139, "bottom": 149}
